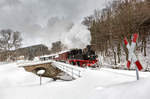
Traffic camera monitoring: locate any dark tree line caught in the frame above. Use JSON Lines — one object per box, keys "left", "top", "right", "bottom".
{"left": 83, "top": 0, "right": 150, "bottom": 65}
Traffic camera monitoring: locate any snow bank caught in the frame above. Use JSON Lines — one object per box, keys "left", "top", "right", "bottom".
{"left": 90, "top": 77, "right": 150, "bottom": 99}
{"left": 0, "top": 63, "right": 50, "bottom": 88}
{"left": 1, "top": 62, "right": 150, "bottom": 99}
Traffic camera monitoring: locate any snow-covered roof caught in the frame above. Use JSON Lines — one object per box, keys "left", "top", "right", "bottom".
{"left": 18, "top": 60, "right": 52, "bottom": 67}
{"left": 39, "top": 50, "right": 70, "bottom": 59}
{"left": 39, "top": 54, "right": 58, "bottom": 58}
{"left": 58, "top": 50, "right": 70, "bottom": 54}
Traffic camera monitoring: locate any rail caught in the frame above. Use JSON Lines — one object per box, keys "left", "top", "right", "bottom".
{"left": 52, "top": 61, "right": 83, "bottom": 79}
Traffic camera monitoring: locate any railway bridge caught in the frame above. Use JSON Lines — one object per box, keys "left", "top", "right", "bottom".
{"left": 19, "top": 60, "right": 62, "bottom": 80}
{"left": 18, "top": 60, "right": 82, "bottom": 80}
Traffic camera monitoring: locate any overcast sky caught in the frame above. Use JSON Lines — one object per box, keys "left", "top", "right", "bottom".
{"left": 0, "top": 0, "right": 108, "bottom": 48}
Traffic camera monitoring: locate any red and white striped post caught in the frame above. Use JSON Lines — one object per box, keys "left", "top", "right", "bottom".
{"left": 124, "top": 33, "right": 143, "bottom": 80}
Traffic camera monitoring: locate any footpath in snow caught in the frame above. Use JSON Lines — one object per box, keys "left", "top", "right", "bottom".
{"left": 0, "top": 62, "right": 150, "bottom": 99}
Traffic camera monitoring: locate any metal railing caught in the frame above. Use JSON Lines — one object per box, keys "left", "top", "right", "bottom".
{"left": 52, "top": 61, "right": 82, "bottom": 79}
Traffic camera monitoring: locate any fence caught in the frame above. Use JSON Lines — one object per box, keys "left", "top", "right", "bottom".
{"left": 52, "top": 61, "right": 82, "bottom": 79}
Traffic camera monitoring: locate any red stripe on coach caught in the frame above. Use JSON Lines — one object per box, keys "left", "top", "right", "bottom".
{"left": 132, "top": 33, "right": 138, "bottom": 43}
{"left": 135, "top": 60, "right": 143, "bottom": 71}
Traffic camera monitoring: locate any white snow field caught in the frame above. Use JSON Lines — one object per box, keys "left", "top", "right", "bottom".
{"left": 0, "top": 62, "right": 150, "bottom": 99}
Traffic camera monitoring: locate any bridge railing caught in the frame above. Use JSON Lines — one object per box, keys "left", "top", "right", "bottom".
{"left": 52, "top": 61, "right": 83, "bottom": 79}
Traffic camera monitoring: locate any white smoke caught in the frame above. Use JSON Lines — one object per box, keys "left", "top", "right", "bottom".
{"left": 62, "top": 23, "right": 91, "bottom": 49}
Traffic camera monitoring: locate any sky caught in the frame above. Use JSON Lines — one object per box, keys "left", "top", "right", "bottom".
{"left": 0, "top": 0, "right": 107, "bottom": 49}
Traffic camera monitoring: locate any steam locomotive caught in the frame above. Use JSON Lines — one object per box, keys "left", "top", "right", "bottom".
{"left": 40, "top": 45, "right": 98, "bottom": 67}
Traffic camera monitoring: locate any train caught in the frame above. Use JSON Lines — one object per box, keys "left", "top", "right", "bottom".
{"left": 39, "top": 45, "right": 99, "bottom": 67}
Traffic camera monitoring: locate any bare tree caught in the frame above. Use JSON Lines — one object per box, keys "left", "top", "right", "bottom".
{"left": 51, "top": 41, "right": 67, "bottom": 53}
{"left": 0, "top": 29, "right": 22, "bottom": 51}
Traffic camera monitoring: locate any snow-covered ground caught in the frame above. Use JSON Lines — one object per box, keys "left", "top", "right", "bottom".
{"left": 0, "top": 62, "right": 150, "bottom": 99}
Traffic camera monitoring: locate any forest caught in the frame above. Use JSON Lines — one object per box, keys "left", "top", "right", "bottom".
{"left": 82, "top": 0, "right": 150, "bottom": 65}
